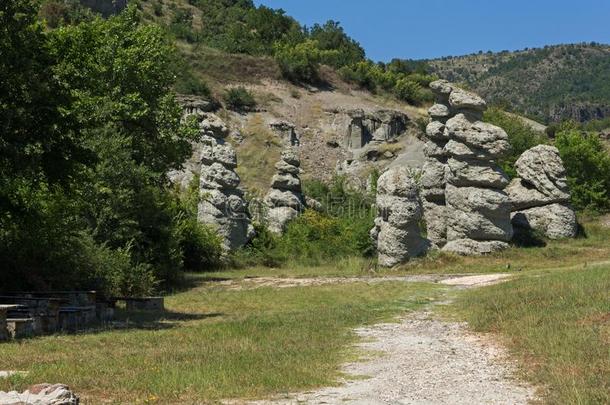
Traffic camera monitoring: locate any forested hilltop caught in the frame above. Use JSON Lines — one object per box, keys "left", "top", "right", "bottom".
{"left": 427, "top": 44, "right": 610, "bottom": 123}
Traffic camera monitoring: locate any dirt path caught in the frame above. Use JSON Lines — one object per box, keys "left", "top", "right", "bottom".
{"left": 215, "top": 273, "right": 514, "bottom": 290}
{"left": 249, "top": 274, "right": 535, "bottom": 405}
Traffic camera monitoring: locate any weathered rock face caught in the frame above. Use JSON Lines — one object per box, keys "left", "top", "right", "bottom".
{"left": 507, "top": 145, "right": 577, "bottom": 239}
{"left": 370, "top": 168, "right": 428, "bottom": 267}
{"left": 430, "top": 81, "right": 513, "bottom": 255}
{"left": 344, "top": 109, "right": 409, "bottom": 149}
{"left": 197, "top": 114, "right": 255, "bottom": 251}
{"left": 0, "top": 383, "right": 78, "bottom": 405}
{"left": 270, "top": 120, "right": 300, "bottom": 146}
{"left": 264, "top": 149, "right": 305, "bottom": 234}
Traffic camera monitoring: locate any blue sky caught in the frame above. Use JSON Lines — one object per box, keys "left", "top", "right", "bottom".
{"left": 253, "top": 0, "right": 610, "bottom": 61}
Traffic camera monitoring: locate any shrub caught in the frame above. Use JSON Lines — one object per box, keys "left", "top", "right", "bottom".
{"left": 274, "top": 40, "right": 325, "bottom": 83}
{"left": 394, "top": 79, "right": 423, "bottom": 104}
{"left": 175, "top": 70, "right": 212, "bottom": 97}
{"left": 555, "top": 130, "right": 610, "bottom": 212}
{"left": 224, "top": 86, "right": 256, "bottom": 111}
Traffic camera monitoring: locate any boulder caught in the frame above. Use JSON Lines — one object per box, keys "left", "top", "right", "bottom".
{"left": 446, "top": 158, "right": 510, "bottom": 188}
{"left": 445, "top": 184, "right": 513, "bottom": 242}
{"left": 200, "top": 142, "right": 237, "bottom": 169}
{"left": 512, "top": 203, "right": 577, "bottom": 239}
{"left": 428, "top": 104, "right": 451, "bottom": 121}
{"left": 426, "top": 121, "right": 447, "bottom": 141}
{"left": 423, "top": 140, "right": 447, "bottom": 158}
{"left": 270, "top": 173, "right": 301, "bottom": 192}
{"left": 266, "top": 206, "right": 300, "bottom": 234}
{"left": 506, "top": 145, "right": 577, "bottom": 240}
{"left": 445, "top": 114, "right": 511, "bottom": 159}
{"left": 506, "top": 178, "right": 558, "bottom": 210}
{"left": 371, "top": 167, "right": 428, "bottom": 266}
{"left": 199, "top": 113, "right": 229, "bottom": 138}
{"left": 443, "top": 239, "right": 510, "bottom": 255}
{"left": 448, "top": 88, "right": 487, "bottom": 112}
{"left": 0, "top": 383, "right": 78, "bottom": 405}
{"left": 514, "top": 145, "right": 570, "bottom": 201}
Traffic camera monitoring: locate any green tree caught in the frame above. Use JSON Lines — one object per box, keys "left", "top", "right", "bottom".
{"left": 0, "top": 0, "right": 87, "bottom": 218}
{"left": 555, "top": 130, "right": 610, "bottom": 211}
{"left": 49, "top": 7, "right": 202, "bottom": 286}
{"left": 309, "top": 20, "right": 365, "bottom": 68}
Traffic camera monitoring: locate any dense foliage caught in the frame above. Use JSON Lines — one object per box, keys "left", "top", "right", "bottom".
{"left": 1, "top": 2, "right": 223, "bottom": 296}
{"left": 338, "top": 60, "right": 436, "bottom": 104}
{"left": 234, "top": 178, "right": 375, "bottom": 267}
{"left": 555, "top": 127, "right": 610, "bottom": 212}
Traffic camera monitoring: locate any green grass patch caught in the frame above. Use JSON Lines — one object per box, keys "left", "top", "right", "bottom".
{"left": 452, "top": 264, "right": 610, "bottom": 404}
{"left": 0, "top": 281, "right": 441, "bottom": 403}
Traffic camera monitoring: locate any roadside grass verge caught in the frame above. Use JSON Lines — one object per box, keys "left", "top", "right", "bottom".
{"left": 451, "top": 264, "right": 610, "bottom": 404}
{"left": 0, "top": 282, "right": 442, "bottom": 403}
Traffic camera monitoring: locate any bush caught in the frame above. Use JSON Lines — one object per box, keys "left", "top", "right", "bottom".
{"left": 274, "top": 40, "right": 329, "bottom": 83}
{"left": 175, "top": 70, "right": 212, "bottom": 97}
{"left": 394, "top": 79, "right": 423, "bottom": 104}
{"left": 555, "top": 130, "right": 610, "bottom": 212}
{"left": 224, "top": 86, "right": 256, "bottom": 111}
{"left": 235, "top": 177, "right": 375, "bottom": 267}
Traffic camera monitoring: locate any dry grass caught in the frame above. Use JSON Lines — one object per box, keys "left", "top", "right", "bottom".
{"left": 452, "top": 263, "right": 610, "bottom": 404}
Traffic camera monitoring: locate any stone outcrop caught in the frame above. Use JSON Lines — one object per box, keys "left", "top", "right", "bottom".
{"left": 427, "top": 80, "right": 513, "bottom": 255}
{"left": 420, "top": 80, "right": 452, "bottom": 247}
{"left": 0, "top": 383, "right": 78, "bottom": 405}
{"left": 344, "top": 109, "right": 408, "bottom": 149}
{"left": 197, "top": 114, "right": 255, "bottom": 251}
{"left": 264, "top": 149, "right": 306, "bottom": 234}
{"left": 270, "top": 120, "right": 300, "bottom": 146}
{"left": 506, "top": 145, "right": 577, "bottom": 239}
{"left": 370, "top": 167, "right": 428, "bottom": 267}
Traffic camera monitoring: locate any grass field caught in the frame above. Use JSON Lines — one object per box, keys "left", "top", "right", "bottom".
{"left": 453, "top": 263, "right": 610, "bottom": 404}
{"left": 0, "top": 282, "right": 442, "bottom": 403}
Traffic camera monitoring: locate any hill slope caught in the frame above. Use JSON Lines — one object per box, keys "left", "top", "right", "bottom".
{"left": 427, "top": 44, "right": 610, "bottom": 123}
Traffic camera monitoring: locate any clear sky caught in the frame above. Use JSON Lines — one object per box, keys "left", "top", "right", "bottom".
{"left": 253, "top": 0, "right": 610, "bottom": 61}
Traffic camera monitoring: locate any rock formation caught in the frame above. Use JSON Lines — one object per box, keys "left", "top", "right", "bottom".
{"left": 0, "top": 383, "right": 79, "bottom": 405}
{"left": 344, "top": 109, "right": 409, "bottom": 149}
{"left": 370, "top": 167, "right": 428, "bottom": 267}
{"left": 420, "top": 80, "right": 453, "bottom": 247}
{"left": 264, "top": 148, "right": 306, "bottom": 234}
{"left": 197, "top": 114, "right": 255, "bottom": 250}
{"left": 506, "top": 145, "right": 577, "bottom": 239}
{"left": 428, "top": 81, "right": 514, "bottom": 255}
{"left": 270, "top": 120, "right": 300, "bottom": 146}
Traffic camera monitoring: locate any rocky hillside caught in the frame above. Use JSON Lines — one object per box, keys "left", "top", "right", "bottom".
{"left": 427, "top": 43, "right": 610, "bottom": 123}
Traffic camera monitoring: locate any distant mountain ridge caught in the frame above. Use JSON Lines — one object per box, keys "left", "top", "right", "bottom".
{"left": 426, "top": 43, "right": 610, "bottom": 123}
